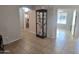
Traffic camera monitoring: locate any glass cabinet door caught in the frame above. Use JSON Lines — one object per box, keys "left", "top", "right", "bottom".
{"left": 37, "top": 24, "right": 42, "bottom": 36}
{"left": 36, "top": 9, "right": 47, "bottom": 38}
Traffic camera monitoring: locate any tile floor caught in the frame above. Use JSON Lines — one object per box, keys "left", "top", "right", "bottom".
{"left": 4, "top": 29, "right": 79, "bottom": 54}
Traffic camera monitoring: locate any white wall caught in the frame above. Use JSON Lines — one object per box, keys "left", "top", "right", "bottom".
{"left": 0, "top": 6, "right": 21, "bottom": 44}
{"left": 19, "top": 8, "right": 25, "bottom": 31}
{"left": 47, "top": 8, "right": 57, "bottom": 39}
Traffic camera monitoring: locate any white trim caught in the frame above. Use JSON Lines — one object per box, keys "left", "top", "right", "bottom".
{"left": 29, "top": 31, "right": 36, "bottom": 34}
{"left": 71, "top": 9, "right": 76, "bottom": 36}
{"left": 4, "top": 36, "right": 22, "bottom": 45}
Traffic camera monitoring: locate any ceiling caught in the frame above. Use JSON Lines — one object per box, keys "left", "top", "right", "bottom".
{"left": 21, "top": 5, "right": 79, "bottom": 10}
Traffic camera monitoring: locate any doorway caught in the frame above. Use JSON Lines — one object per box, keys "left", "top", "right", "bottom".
{"left": 56, "top": 9, "right": 76, "bottom": 40}
{"left": 19, "top": 7, "right": 30, "bottom": 32}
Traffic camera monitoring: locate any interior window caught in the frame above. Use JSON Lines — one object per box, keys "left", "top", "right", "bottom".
{"left": 57, "top": 9, "right": 67, "bottom": 24}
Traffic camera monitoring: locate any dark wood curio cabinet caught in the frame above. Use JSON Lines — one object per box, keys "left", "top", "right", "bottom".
{"left": 36, "top": 9, "right": 47, "bottom": 38}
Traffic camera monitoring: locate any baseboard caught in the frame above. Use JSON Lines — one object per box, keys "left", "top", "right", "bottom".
{"left": 4, "top": 37, "right": 22, "bottom": 45}
{"left": 29, "top": 31, "right": 56, "bottom": 39}
{"left": 29, "top": 31, "right": 36, "bottom": 34}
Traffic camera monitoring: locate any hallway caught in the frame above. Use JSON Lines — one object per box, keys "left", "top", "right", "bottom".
{"left": 4, "top": 30, "right": 79, "bottom": 54}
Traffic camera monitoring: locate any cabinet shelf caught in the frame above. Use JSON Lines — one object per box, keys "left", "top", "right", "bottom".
{"left": 36, "top": 9, "right": 47, "bottom": 38}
